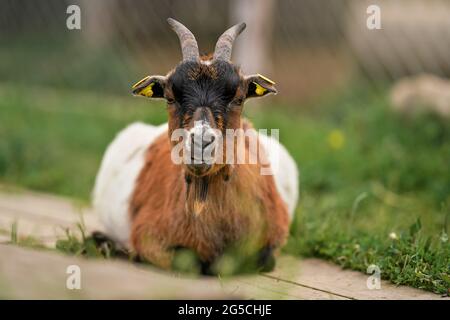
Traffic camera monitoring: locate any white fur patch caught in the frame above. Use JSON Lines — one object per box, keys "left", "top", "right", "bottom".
{"left": 201, "top": 59, "right": 213, "bottom": 66}
{"left": 92, "top": 122, "right": 167, "bottom": 248}
{"left": 258, "top": 133, "right": 300, "bottom": 219}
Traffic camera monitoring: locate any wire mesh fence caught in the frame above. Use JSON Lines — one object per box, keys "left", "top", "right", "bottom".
{"left": 1, "top": 0, "right": 450, "bottom": 104}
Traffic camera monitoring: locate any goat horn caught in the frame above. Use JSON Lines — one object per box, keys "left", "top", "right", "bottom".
{"left": 213, "top": 22, "right": 246, "bottom": 61}
{"left": 167, "top": 18, "right": 199, "bottom": 62}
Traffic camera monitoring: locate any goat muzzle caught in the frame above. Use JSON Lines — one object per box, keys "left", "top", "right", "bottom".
{"left": 185, "top": 121, "right": 218, "bottom": 176}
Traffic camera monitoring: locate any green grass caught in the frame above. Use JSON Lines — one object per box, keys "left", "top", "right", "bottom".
{"left": 0, "top": 82, "right": 448, "bottom": 294}
{"left": 7, "top": 221, "right": 46, "bottom": 250}
{"left": 0, "top": 84, "right": 167, "bottom": 200}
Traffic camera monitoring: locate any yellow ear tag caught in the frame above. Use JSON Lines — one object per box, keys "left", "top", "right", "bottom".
{"left": 257, "top": 73, "right": 276, "bottom": 85}
{"left": 132, "top": 76, "right": 151, "bottom": 89}
{"left": 139, "top": 83, "right": 155, "bottom": 97}
{"left": 253, "top": 82, "right": 267, "bottom": 96}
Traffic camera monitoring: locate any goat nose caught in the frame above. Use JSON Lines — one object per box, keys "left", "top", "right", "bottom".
{"left": 202, "top": 134, "right": 215, "bottom": 148}
{"left": 189, "top": 129, "right": 216, "bottom": 149}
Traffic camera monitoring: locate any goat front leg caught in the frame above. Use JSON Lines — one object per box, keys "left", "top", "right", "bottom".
{"left": 132, "top": 231, "right": 174, "bottom": 269}
{"left": 90, "top": 231, "right": 129, "bottom": 259}
{"left": 257, "top": 245, "right": 276, "bottom": 272}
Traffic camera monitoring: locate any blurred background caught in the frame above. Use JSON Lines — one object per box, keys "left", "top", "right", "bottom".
{"left": 0, "top": 0, "right": 448, "bottom": 293}
{"left": 2, "top": 0, "right": 450, "bottom": 101}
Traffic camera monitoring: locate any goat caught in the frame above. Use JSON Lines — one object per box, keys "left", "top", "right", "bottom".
{"left": 93, "top": 18, "right": 299, "bottom": 273}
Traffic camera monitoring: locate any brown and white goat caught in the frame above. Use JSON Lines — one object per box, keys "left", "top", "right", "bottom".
{"left": 93, "top": 18, "right": 299, "bottom": 272}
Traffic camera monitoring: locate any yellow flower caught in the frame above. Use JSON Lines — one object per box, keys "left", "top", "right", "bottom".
{"left": 327, "top": 129, "right": 345, "bottom": 150}
{"left": 389, "top": 232, "right": 398, "bottom": 240}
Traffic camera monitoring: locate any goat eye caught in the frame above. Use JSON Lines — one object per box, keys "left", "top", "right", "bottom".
{"left": 167, "top": 98, "right": 175, "bottom": 104}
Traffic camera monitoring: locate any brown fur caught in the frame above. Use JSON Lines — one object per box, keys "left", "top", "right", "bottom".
{"left": 130, "top": 119, "right": 289, "bottom": 269}
{"left": 188, "top": 62, "right": 218, "bottom": 80}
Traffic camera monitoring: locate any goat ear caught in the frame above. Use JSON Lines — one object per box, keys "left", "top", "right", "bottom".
{"left": 132, "top": 75, "right": 166, "bottom": 99}
{"left": 245, "top": 74, "right": 277, "bottom": 99}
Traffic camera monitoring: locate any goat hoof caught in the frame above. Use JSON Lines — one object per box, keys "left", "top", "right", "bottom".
{"left": 91, "top": 231, "right": 111, "bottom": 244}
{"left": 257, "top": 246, "right": 276, "bottom": 272}
{"left": 89, "top": 231, "right": 129, "bottom": 259}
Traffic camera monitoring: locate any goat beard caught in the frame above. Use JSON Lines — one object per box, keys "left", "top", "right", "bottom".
{"left": 185, "top": 175, "right": 208, "bottom": 216}
{"left": 185, "top": 165, "right": 233, "bottom": 216}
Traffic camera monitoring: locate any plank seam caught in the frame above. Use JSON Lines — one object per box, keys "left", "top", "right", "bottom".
{"left": 261, "top": 274, "right": 355, "bottom": 300}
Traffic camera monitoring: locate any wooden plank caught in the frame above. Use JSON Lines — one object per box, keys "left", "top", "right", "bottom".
{"left": 0, "top": 187, "right": 102, "bottom": 247}
{"left": 266, "top": 255, "right": 448, "bottom": 300}
{"left": 0, "top": 188, "right": 100, "bottom": 229}
{"left": 0, "top": 244, "right": 233, "bottom": 299}
{"left": 0, "top": 244, "right": 346, "bottom": 300}
{"left": 228, "top": 276, "right": 347, "bottom": 300}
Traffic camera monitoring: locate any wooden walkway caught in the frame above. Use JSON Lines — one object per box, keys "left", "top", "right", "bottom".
{"left": 0, "top": 186, "right": 446, "bottom": 300}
